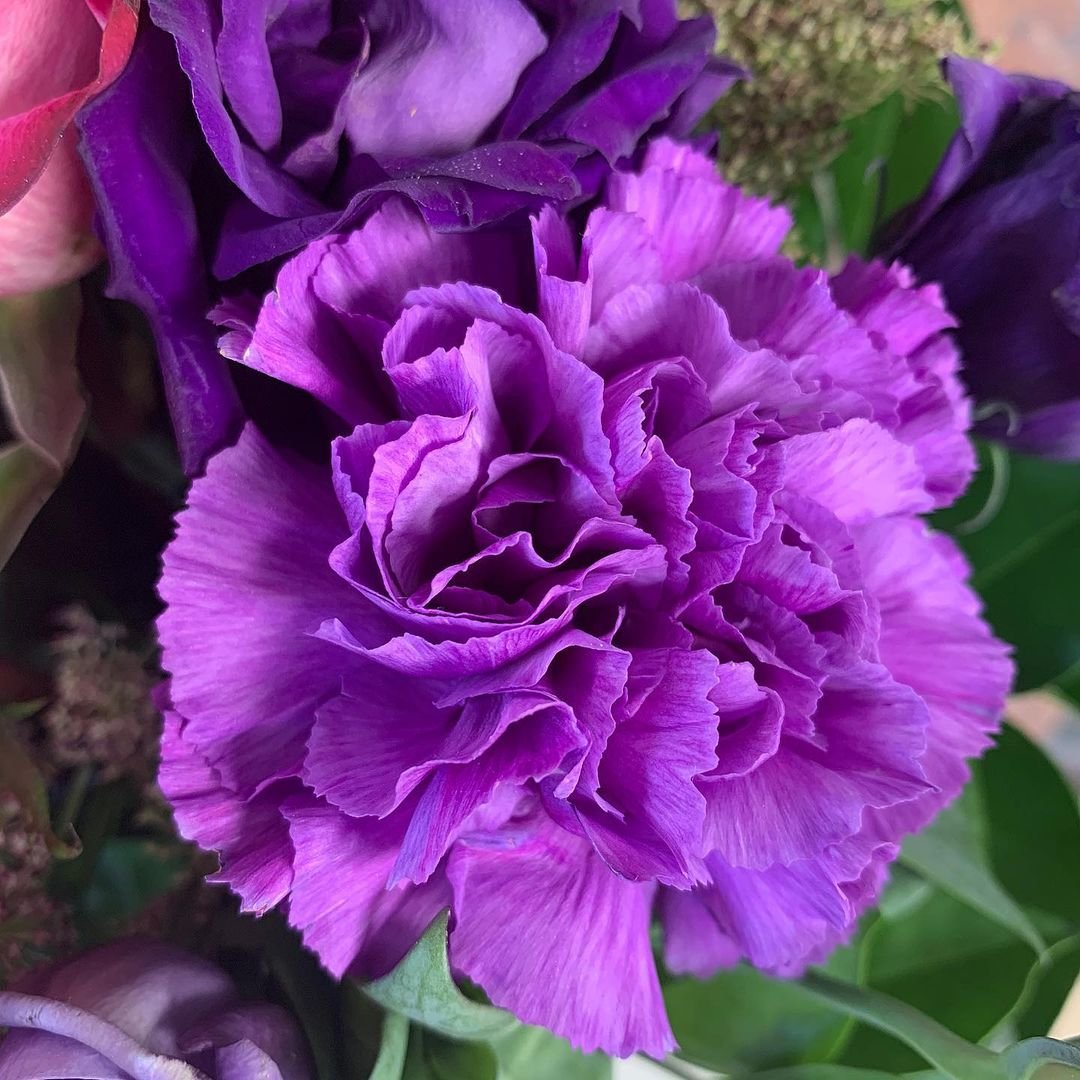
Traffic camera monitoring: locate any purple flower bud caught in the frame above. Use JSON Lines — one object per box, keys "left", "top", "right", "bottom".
{"left": 887, "top": 57, "right": 1080, "bottom": 458}
{"left": 0, "top": 938, "right": 311, "bottom": 1080}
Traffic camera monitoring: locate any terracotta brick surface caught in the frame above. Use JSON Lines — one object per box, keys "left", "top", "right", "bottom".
{"left": 967, "top": 0, "right": 1080, "bottom": 82}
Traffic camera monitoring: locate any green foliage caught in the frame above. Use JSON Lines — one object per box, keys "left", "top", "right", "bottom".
{"left": 935, "top": 447, "right": 1080, "bottom": 693}
{"left": 661, "top": 722, "right": 1080, "bottom": 1080}
{"left": 490, "top": 1025, "right": 611, "bottom": 1080}
{"left": 363, "top": 912, "right": 515, "bottom": 1041}
{"left": 900, "top": 792, "right": 1045, "bottom": 956}
{"left": 791, "top": 91, "right": 959, "bottom": 263}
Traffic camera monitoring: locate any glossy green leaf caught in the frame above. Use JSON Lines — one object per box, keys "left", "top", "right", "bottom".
{"left": 751, "top": 1067, "right": 933, "bottom": 1080}
{"left": 876, "top": 95, "right": 960, "bottom": 224}
{"left": 1003, "top": 1039, "right": 1080, "bottom": 1080}
{"left": 838, "top": 891, "right": 1035, "bottom": 1071}
{"left": 976, "top": 725, "right": 1080, "bottom": 928}
{"left": 901, "top": 795, "right": 1045, "bottom": 956}
{"left": 491, "top": 1024, "right": 611, "bottom": 1080}
{"left": 800, "top": 971, "right": 1004, "bottom": 1080}
{"left": 665, "top": 961, "right": 850, "bottom": 1073}
{"left": 935, "top": 448, "right": 1080, "bottom": 691}
{"left": 363, "top": 913, "right": 515, "bottom": 1041}
{"left": 790, "top": 90, "right": 959, "bottom": 265}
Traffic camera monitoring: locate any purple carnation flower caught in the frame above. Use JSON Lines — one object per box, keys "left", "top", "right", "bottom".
{"left": 157, "top": 140, "right": 1012, "bottom": 1057}
{"left": 886, "top": 56, "right": 1080, "bottom": 458}
{"left": 76, "top": 0, "right": 733, "bottom": 473}
{"left": 0, "top": 938, "right": 311, "bottom": 1079}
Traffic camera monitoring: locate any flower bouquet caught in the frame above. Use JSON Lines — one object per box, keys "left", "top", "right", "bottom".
{"left": 1, "top": 2, "right": 1079, "bottom": 1078}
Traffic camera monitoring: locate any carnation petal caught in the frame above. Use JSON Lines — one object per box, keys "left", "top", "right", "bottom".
{"left": 703, "top": 661, "right": 930, "bottom": 869}
{"left": 659, "top": 887, "right": 740, "bottom": 978}
{"left": 857, "top": 518, "right": 1013, "bottom": 837}
{"left": 159, "top": 709, "right": 294, "bottom": 914}
{"left": 606, "top": 140, "right": 791, "bottom": 279}
{"left": 448, "top": 817, "right": 673, "bottom": 1058}
{"left": 784, "top": 419, "right": 934, "bottom": 524}
{"left": 158, "top": 423, "right": 356, "bottom": 795}
{"left": 393, "top": 701, "right": 586, "bottom": 885}
{"left": 285, "top": 798, "right": 450, "bottom": 980}
{"left": 582, "top": 648, "right": 720, "bottom": 886}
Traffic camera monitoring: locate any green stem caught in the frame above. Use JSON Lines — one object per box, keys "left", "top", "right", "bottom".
{"left": 800, "top": 970, "right": 1005, "bottom": 1080}
{"left": 811, "top": 170, "right": 845, "bottom": 273}
{"left": 54, "top": 764, "right": 93, "bottom": 836}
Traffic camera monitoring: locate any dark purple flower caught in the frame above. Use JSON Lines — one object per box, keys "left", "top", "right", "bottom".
{"left": 885, "top": 56, "right": 1080, "bottom": 458}
{"left": 157, "top": 140, "right": 1011, "bottom": 1057}
{"left": 76, "top": 0, "right": 734, "bottom": 472}
{"left": 0, "top": 938, "right": 311, "bottom": 1079}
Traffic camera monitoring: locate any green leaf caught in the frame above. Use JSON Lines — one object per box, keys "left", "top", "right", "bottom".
{"left": 877, "top": 95, "right": 960, "bottom": 223}
{"left": 424, "top": 1033, "right": 498, "bottom": 1080}
{"left": 363, "top": 912, "right": 515, "bottom": 1041}
{"left": 838, "top": 892, "right": 1035, "bottom": 1071}
{"left": 491, "top": 1024, "right": 611, "bottom": 1080}
{"left": 800, "top": 971, "right": 1004, "bottom": 1080}
{"left": 791, "top": 95, "right": 904, "bottom": 266}
{"left": 50, "top": 778, "right": 139, "bottom": 900}
{"left": 1003, "top": 1039, "right": 1080, "bottom": 1080}
{"left": 72, "top": 838, "right": 188, "bottom": 944}
{"left": 901, "top": 795, "right": 1045, "bottom": 956}
{"left": 0, "top": 285, "right": 85, "bottom": 568}
{"left": 368, "top": 1011, "right": 409, "bottom": 1080}
{"left": 976, "top": 725, "right": 1080, "bottom": 928}
{"left": 831, "top": 94, "right": 904, "bottom": 256}
{"left": 935, "top": 448, "right": 1080, "bottom": 691}
{"left": 790, "top": 91, "right": 959, "bottom": 265}
{"left": 665, "top": 963, "right": 848, "bottom": 1073}
{"left": 1014, "top": 936, "right": 1080, "bottom": 1042}
{"left": 270, "top": 921, "right": 350, "bottom": 1080}
{"left": 751, "top": 1067, "right": 932, "bottom": 1080}
{"left": 0, "top": 443, "right": 64, "bottom": 567}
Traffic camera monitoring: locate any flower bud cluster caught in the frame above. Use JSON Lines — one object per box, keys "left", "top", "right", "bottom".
{"left": 44, "top": 606, "right": 159, "bottom": 785}
{"left": 684, "top": 0, "right": 974, "bottom": 193}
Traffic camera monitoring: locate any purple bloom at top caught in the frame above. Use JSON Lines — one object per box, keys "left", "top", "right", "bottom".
{"left": 886, "top": 56, "right": 1080, "bottom": 458}
{"left": 157, "top": 140, "right": 1011, "bottom": 1057}
{"left": 0, "top": 938, "right": 311, "bottom": 1079}
{"left": 76, "top": 0, "right": 733, "bottom": 473}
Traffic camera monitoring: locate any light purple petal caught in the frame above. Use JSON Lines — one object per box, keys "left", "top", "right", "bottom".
{"left": 448, "top": 815, "right": 674, "bottom": 1058}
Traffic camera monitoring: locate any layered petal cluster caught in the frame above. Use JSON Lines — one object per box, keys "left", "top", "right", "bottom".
{"left": 886, "top": 56, "right": 1080, "bottom": 458}
{"left": 0, "top": 938, "right": 310, "bottom": 1079}
{"left": 76, "top": 0, "right": 733, "bottom": 471}
{"left": 159, "top": 140, "right": 1012, "bottom": 1057}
